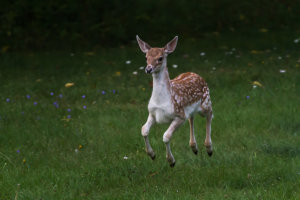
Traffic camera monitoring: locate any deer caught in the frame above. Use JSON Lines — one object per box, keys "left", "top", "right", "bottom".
{"left": 136, "top": 35, "right": 213, "bottom": 167}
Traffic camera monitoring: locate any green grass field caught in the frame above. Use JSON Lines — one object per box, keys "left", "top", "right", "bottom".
{"left": 0, "top": 31, "right": 300, "bottom": 199}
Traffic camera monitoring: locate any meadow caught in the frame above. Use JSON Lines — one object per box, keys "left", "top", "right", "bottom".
{"left": 0, "top": 31, "right": 299, "bottom": 199}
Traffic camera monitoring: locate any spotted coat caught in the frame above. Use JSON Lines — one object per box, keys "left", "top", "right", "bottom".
{"left": 170, "top": 72, "right": 212, "bottom": 118}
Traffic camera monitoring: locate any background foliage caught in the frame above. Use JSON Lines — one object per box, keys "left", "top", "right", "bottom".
{"left": 1, "top": 0, "right": 300, "bottom": 50}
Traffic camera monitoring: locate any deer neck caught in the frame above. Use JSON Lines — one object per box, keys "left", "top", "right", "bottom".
{"left": 151, "top": 63, "right": 172, "bottom": 103}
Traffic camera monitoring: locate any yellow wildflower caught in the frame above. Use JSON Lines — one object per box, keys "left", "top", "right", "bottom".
{"left": 252, "top": 81, "right": 263, "bottom": 88}
{"left": 65, "top": 82, "right": 75, "bottom": 88}
{"left": 259, "top": 28, "right": 268, "bottom": 33}
{"left": 61, "top": 116, "right": 71, "bottom": 122}
{"left": 250, "top": 50, "right": 264, "bottom": 54}
{"left": 1, "top": 46, "right": 9, "bottom": 53}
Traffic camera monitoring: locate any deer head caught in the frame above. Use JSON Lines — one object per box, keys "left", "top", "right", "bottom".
{"left": 136, "top": 35, "right": 178, "bottom": 74}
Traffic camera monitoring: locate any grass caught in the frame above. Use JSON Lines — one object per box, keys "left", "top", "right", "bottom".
{"left": 0, "top": 31, "right": 300, "bottom": 199}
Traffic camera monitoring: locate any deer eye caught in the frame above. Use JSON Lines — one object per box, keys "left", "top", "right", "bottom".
{"left": 158, "top": 57, "right": 163, "bottom": 62}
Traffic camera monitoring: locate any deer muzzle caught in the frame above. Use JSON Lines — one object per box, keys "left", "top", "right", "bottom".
{"left": 145, "top": 65, "right": 153, "bottom": 74}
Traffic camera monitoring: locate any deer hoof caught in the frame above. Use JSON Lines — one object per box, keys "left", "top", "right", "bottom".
{"left": 170, "top": 162, "right": 176, "bottom": 168}
{"left": 147, "top": 151, "right": 156, "bottom": 160}
{"left": 205, "top": 144, "right": 213, "bottom": 157}
{"left": 190, "top": 143, "right": 198, "bottom": 155}
{"left": 151, "top": 154, "right": 156, "bottom": 160}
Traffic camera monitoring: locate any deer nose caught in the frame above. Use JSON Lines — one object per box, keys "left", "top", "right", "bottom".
{"left": 145, "top": 65, "right": 153, "bottom": 73}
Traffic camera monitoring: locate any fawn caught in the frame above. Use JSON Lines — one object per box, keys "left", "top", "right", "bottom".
{"left": 136, "top": 35, "right": 213, "bottom": 167}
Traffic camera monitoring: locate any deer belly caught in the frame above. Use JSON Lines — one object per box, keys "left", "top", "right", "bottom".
{"left": 183, "top": 100, "right": 202, "bottom": 118}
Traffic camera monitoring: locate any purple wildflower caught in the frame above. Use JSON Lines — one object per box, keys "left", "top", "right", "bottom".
{"left": 112, "top": 90, "right": 116, "bottom": 94}
{"left": 246, "top": 96, "right": 250, "bottom": 99}
{"left": 26, "top": 94, "right": 31, "bottom": 99}
{"left": 82, "top": 95, "right": 86, "bottom": 99}
{"left": 83, "top": 105, "right": 87, "bottom": 109}
{"left": 34, "top": 101, "right": 38, "bottom": 106}
{"left": 6, "top": 98, "right": 10, "bottom": 102}
{"left": 102, "top": 91, "right": 106, "bottom": 95}
{"left": 53, "top": 101, "right": 59, "bottom": 108}
{"left": 58, "top": 94, "right": 63, "bottom": 98}
{"left": 67, "top": 115, "right": 71, "bottom": 119}
{"left": 67, "top": 108, "right": 71, "bottom": 112}
{"left": 50, "top": 92, "right": 54, "bottom": 96}
{"left": 17, "top": 149, "right": 20, "bottom": 154}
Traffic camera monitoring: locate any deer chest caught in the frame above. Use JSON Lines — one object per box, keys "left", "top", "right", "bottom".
{"left": 148, "top": 97, "right": 175, "bottom": 124}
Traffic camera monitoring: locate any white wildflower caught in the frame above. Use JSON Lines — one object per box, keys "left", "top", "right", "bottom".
{"left": 294, "top": 39, "right": 299, "bottom": 44}
{"left": 279, "top": 69, "right": 286, "bottom": 73}
{"left": 172, "top": 64, "right": 178, "bottom": 68}
{"left": 123, "top": 156, "right": 128, "bottom": 160}
{"left": 132, "top": 71, "right": 138, "bottom": 75}
{"left": 126, "top": 60, "right": 131, "bottom": 64}
{"left": 200, "top": 52, "right": 206, "bottom": 56}
{"left": 139, "top": 66, "right": 144, "bottom": 70}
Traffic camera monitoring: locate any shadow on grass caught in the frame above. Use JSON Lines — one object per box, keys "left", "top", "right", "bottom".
{"left": 261, "top": 144, "right": 300, "bottom": 157}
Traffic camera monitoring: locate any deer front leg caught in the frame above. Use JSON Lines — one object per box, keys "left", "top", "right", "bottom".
{"left": 163, "top": 118, "right": 184, "bottom": 167}
{"left": 189, "top": 116, "right": 198, "bottom": 155}
{"left": 141, "top": 114, "right": 156, "bottom": 160}
{"left": 205, "top": 111, "right": 213, "bottom": 156}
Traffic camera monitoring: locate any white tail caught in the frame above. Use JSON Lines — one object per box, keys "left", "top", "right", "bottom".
{"left": 137, "top": 35, "right": 213, "bottom": 167}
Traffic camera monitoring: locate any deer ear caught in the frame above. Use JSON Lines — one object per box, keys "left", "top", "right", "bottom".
{"left": 136, "top": 35, "right": 151, "bottom": 53}
{"left": 164, "top": 36, "right": 178, "bottom": 54}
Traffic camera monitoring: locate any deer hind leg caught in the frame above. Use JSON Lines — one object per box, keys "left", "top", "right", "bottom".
{"left": 189, "top": 116, "right": 198, "bottom": 155}
{"left": 141, "top": 114, "right": 156, "bottom": 160}
{"left": 163, "top": 118, "right": 184, "bottom": 167}
{"left": 204, "top": 110, "right": 213, "bottom": 156}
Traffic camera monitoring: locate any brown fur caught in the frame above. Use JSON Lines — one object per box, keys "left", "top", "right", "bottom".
{"left": 170, "top": 72, "right": 211, "bottom": 117}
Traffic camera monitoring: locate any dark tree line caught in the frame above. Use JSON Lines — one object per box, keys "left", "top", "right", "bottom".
{"left": 1, "top": 0, "right": 299, "bottom": 50}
